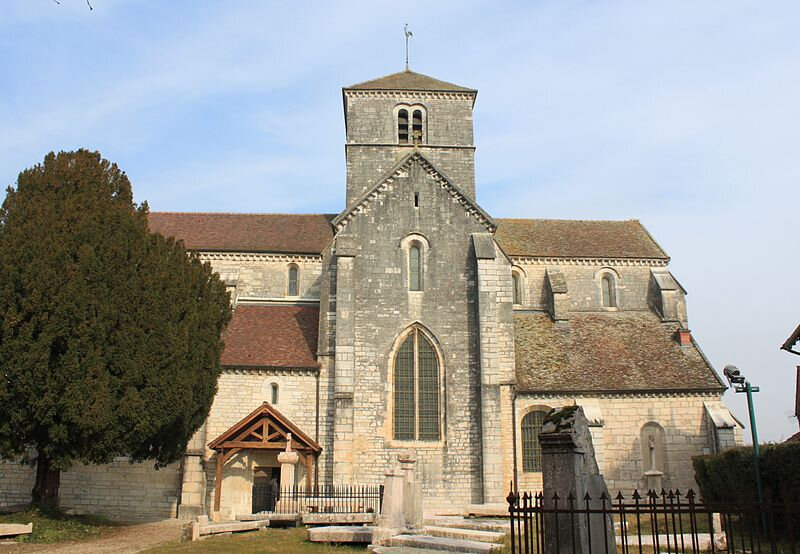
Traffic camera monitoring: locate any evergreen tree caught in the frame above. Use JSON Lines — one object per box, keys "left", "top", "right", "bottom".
{"left": 0, "top": 150, "right": 232, "bottom": 508}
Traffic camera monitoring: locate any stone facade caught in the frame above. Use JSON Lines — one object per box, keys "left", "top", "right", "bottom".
{"left": 0, "top": 69, "right": 741, "bottom": 520}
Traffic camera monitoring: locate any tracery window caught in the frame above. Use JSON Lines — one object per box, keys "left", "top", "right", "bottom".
{"left": 601, "top": 273, "right": 616, "bottom": 307}
{"left": 288, "top": 264, "right": 299, "bottom": 297}
{"left": 521, "top": 410, "right": 547, "bottom": 472}
{"left": 394, "top": 328, "right": 440, "bottom": 441}
{"left": 409, "top": 244, "right": 422, "bottom": 291}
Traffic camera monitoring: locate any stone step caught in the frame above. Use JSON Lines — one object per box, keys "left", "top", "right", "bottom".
{"left": 368, "top": 546, "right": 441, "bottom": 554}
{"left": 423, "top": 525, "right": 505, "bottom": 544}
{"left": 389, "top": 534, "right": 503, "bottom": 552}
{"left": 423, "top": 516, "right": 509, "bottom": 534}
{"left": 465, "top": 503, "right": 509, "bottom": 518}
{"left": 307, "top": 525, "right": 373, "bottom": 543}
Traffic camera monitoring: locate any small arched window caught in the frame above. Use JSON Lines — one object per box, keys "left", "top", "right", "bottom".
{"left": 412, "top": 109, "right": 423, "bottom": 144}
{"left": 288, "top": 265, "right": 299, "bottom": 297}
{"left": 270, "top": 383, "right": 279, "bottom": 405}
{"left": 394, "top": 328, "right": 440, "bottom": 441}
{"left": 512, "top": 272, "right": 522, "bottom": 305}
{"left": 398, "top": 109, "right": 409, "bottom": 144}
{"left": 521, "top": 410, "right": 547, "bottom": 472}
{"left": 601, "top": 274, "right": 616, "bottom": 307}
{"left": 409, "top": 244, "right": 422, "bottom": 291}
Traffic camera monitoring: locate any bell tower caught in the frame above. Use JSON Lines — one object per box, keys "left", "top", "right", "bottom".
{"left": 342, "top": 70, "right": 478, "bottom": 207}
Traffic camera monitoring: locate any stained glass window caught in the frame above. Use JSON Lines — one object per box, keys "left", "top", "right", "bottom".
{"left": 601, "top": 274, "right": 615, "bottom": 307}
{"left": 409, "top": 245, "right": 422, "bottom": 291}
{"left": 288, "top": 265, "right": 299, "bottom": 296}
{"left": 393, "top": 328, "right": 440, "bottom": 441}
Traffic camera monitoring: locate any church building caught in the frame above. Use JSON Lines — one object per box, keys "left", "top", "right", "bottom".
{"left": 0, "top": 70, "right": 742, "bottom": 520}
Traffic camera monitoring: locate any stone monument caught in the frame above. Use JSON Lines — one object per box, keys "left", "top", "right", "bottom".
{"left": 539, "top": 405, "right": 615, "bottom": 554}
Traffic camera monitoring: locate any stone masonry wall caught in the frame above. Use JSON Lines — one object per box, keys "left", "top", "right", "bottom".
{"left": 344, "top": 91, "right": 476, "bottom": 204}
{"left": 331, "top": 156, "right": 487, "bottom": 512}
{"left": 199, "top": 254, "right": 324, "bottom": 301}
{"left": 514, "top": 393, "right": 724, "bottom": 495}
{"left": 202, "top": 368, "right": 332, "bottom": 516}
{"left": 512, "top": 262, "right": 671, "bottom": 315}
{"left": 0, "top": 458, "right": 180, "bottom": 521}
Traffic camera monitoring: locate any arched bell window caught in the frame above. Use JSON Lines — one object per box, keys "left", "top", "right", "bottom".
{"left": 398, "top": 109, "right": 409, "bottom": 144}
{"left": 394, "top": 327, "right": 440, "bottom": 441}
{"left": 412, "top": 109, "right": 423, "bottom": 144}
{"left": 521, "top": 410, "right": 547, "bottom": 472}
{"left": 601, "top": 273, "right": 616, "bottom": 307}
{"left": 287, "top": 264, "right": 299, "bottom": 297}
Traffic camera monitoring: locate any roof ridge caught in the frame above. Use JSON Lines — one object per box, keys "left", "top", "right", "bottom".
{"left": 497, "top": 217, "right": 641, "bottom": 223}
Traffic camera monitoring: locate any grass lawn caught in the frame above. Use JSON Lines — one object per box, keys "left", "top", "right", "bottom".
{"left": 0, "top": 507, "right": 121, "bottom": 543}
{"left": 145, "top": 526, "right": 368, "bottom": 553}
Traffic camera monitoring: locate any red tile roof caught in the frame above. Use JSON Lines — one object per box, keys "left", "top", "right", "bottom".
{"left": 495, "top": 219, "right": 668, "bottom": 259}
{"left": 148, "top": 212, "right": 335, "bottom": 254}
{"left": 148, "top": 212, "right": 668, "bottom": 260}
{"left": 514, "top": 312, "right": 725, "bottom": 393}
{"left": 220, "top": 304, "right": 319, "bottom": 369}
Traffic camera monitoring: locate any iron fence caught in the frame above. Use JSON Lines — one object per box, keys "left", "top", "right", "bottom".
{"left": 507, "top": 485, "right": 800, "bottom": 553}
{"left": 252, "top": 484, "right": 383, "bottom": 515}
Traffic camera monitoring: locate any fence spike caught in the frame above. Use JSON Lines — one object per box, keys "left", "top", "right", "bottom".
{"left": 686, "top": 488, "right": 695, "bottom": 500}
{"left": 567, "top": 491, "right": 576, "bottom": 501}
{"left": 600, "top": 491, "right": 609, "bottom": 501}
{"left": 584, "top": 491, "right": 592, "bottom": 501}
{"left": 660, "top": 488, "right": 667, "bottom": 497}
{"left": 615, "top": 491, "right": 625, "bottom": 501}
{"left": 552, "top": 492, "right": 560, "bottom": 501}
{"left": 632, "top": 489, "right": 641, "bottom": 500}
{"left": 667, "top": 490, "right": 675, "bottom": 500}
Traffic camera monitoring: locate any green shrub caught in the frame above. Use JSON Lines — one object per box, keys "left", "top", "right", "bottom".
{"left": 693, "top": 441, "right": 800, "bottom": 503}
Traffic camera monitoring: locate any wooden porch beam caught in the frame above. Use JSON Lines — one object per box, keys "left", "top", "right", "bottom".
{"left": 214, "top": 449, "right": 223, "bottom": 512}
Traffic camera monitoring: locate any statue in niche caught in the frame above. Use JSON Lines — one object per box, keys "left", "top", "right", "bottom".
{"left": 647, "top": 434, "right": 657, "bottom": 471}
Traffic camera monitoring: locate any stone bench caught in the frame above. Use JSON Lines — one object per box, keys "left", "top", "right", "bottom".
{"left": 184, "top": 517, "right": 269, "bottom": 541}
{"left": 0, "top": 523, "right": 33, "bottom": 539}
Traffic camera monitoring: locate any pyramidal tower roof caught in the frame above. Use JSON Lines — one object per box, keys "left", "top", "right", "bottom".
{"left": 344, "top": 69, "right": 476, "bottom": 93}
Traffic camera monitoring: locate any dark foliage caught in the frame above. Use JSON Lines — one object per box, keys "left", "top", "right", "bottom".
{"left": 0, "top": 150, "right": 231, "bottom": 504}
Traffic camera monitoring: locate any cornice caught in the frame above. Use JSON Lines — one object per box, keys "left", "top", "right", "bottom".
{"left": 343, "top": 89, "right": 475, "bottom": 102}
{"left": 334, "top": 151, "right": 495, "bottom": 234}
{"left": 222, "top": 366, "right": 319, "bottom": 376}
{"left": 515, "top": 390, "right": 723, "bottom": 399}
{"left": 510, "top": 256, "right": 669, "bottom": 267}
{"left": 197, "top": 251, "right": 323, "bottom": 263}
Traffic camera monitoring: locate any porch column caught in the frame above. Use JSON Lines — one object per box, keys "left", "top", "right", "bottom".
{"left": 214, "top": 449, "right": 223, "bottom": 512}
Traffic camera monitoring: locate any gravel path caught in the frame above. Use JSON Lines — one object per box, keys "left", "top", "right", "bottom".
{"left": 0, "top": 519, "right": 184, "bottom": 553}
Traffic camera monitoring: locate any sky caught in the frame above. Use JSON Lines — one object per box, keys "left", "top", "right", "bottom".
{"left": 1, "top": 1, "right": 798, "bottom": 442}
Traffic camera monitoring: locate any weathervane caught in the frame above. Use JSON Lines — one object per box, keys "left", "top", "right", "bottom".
{"left": 404, "top": 24, "right": 413, "bottom": 70}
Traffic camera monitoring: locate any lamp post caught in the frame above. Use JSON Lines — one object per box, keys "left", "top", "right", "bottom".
{"left": 723, "top": 364, "right": 765, "bottom": 529}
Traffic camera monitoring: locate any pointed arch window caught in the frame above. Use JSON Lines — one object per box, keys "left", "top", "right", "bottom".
{"left": 601, "top": 274, "right": 616, "bottom": 307}
{"left": 521, "top": 410, "right": 547, "bottom": 472}
{"left": 287, "top": 264, "right": 299, "bottom": 297}
{"left": 394, "top": 328, "right": 440, "bottom": 441}
{"left": 398, "top": 109, "right": 409, "bottom": 144}
{"left": 409, "top": 244, "right": 422, "bottom": 291}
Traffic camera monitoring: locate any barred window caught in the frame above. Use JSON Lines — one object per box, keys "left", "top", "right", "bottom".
{"left": 393, "top": 328, "right": 440, "bottom": 441}
{"left": 409, "top": 244, "right": 422, "bottom": 291}
{"left": 521, "top": 410, "right": 547, "bottom": 472}
{"left": 601, "top": 274, "right": 615, "bottom": 307}
{"left": 288, "top": 265, "right": 299, "bottom": 296}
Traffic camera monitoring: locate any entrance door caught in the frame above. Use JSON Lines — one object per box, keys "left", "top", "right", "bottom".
{"left": 252, "top": 467, "right": 280, "bottom": 513}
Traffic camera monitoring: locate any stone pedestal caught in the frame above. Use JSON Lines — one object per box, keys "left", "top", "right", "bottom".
{"left": 539, "top": 406, "right": 615, "bottom": 554}
{"left": 644, "top": 469, "right": 664, "bottom": 493}
{"left": 277, "top": 450, "right": 299, "bottom": 490}
{"left": 372, "top": 471, "right": 405, "bottom": 545}
{"left": 398, "top": 452, "right": 423, "bottom": 531}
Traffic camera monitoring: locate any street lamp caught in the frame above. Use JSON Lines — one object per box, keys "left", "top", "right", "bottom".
{"left": 723, "top": 364, "right": 765, "bottom": 525}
